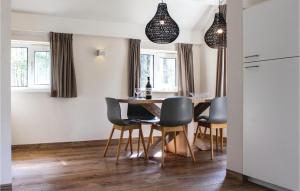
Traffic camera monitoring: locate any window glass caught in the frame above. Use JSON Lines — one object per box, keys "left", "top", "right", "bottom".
{"left": 34, "top": 51, "right": 51, "bottom": 85}
{"left": 154, "top": 58, "right": 176, "bottom": 90}
{"left": 140, "top": 54, "right": 154, "bottom": 88}
{"left": 11, "top": 47, "right": 28, "bottom": 87}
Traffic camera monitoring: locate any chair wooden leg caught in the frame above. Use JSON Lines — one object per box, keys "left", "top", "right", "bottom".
{"left": 116, "top": 128, "right": 124, "bottom": 164}
{"left": 151, "top": 135, "right": 154, "bottom": 145}
{"left": 147, "top": 128, "right": 154, "bottom": 154}
{"left": 210, "top": 128, "right": 214, "bottom": 160}
{"left": 216, "top": 129, "right": 219, "bottom": 152}
{"left": 193, "top": 126, "right": 199, "bottom": 144}
{"left": 161, "top": 130, "right": 165, "bottom": 168}
{"left": 125, "top": 136, "right": 129, "bottom": 151}
{"left": 182, "top": 126, "right": 196, "bottom": 162}
{"left": 125, "top": 130, "right": 132, "bottom": 154}
{"left": 103, "top": 127, "right": 115, "bottom": 157}
{"left": 174, "top": 131, "right": 177, "bottom": 155}
{"left": 204, "top": 127, "right": 208, "bottom": 137}
{"left": 137, "top": 129, "right": 141, "bottom": 156}
{"left": 139, "top": 127, "right": 148, "bottom": 159}
{"left": 220, "top": 129, "right": 224, "bottom": 152}
{"left": 199, "top": 126, "right": 202, "bottom": 137}
{"left": 129, "top": 130, "right": 133, "bottom": 154}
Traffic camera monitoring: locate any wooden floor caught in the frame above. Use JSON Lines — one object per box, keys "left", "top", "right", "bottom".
{"left": 12, "top": 141, "right": 271, "bottom": 191}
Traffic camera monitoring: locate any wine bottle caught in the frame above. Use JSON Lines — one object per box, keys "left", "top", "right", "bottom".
{"left": 145, "top": 77, "right": 152, "bottom": 99}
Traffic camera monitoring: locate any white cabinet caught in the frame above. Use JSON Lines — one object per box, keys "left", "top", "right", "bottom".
{"left": 243, "top": 57, "right": 299, "bottom": 190}
{"left": 243, "top": 0, "right": 299, "bottom": 62}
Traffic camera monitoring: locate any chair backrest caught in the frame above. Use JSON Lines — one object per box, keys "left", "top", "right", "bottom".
{"left": 127, "top": 104, "right": 156, "bottom": 120}
{"left": 160, "top": 97, "right": 193, "bottom": 127}
{"left": 105, "top": 97, "right": 123, "bottom": 125}
{"left": 209, "top": 97, "right": 228, "bottom": 124}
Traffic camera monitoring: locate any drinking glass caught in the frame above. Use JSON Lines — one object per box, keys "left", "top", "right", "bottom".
{"left": 134, "top": 88, "right": 141, "bottom": 98}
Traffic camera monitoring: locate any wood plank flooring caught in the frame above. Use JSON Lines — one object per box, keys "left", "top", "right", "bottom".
{"left": 12, "top": 141, "right": 271, "bottom": 191}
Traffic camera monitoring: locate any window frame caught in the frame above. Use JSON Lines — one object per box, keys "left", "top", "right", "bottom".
{"left": 11, "top": 41, "right": 51, "bottom": 92}
{"left": 140, "top": 49, "right": 178, "bottom": 93}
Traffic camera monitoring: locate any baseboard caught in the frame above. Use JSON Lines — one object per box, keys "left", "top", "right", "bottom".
{"left": 227, "top": 171, "right": 292, "bottom": 191}
{"left": 13, "top": 140, "right": 108, "bottom": 151}
{"left": 246, "top": 177, "right": 292, "bottom": 191}
{"left": 0, "top": 184, "right": 12, "bottom": 191}
{"left": 12, "top": 137, "right": 158, "bottom": 151}
{"left": 226, "top": 169, "right": 246, "bottom": 182}
{"left": 12, "top": 134, "right": 220, "bottom": 151}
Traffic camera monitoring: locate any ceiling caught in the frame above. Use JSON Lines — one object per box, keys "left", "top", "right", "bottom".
{"left": 11, "top": 0, "right": 220, "bottom": 30}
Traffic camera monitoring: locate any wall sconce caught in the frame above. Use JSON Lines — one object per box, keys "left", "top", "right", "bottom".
{"left": 96, "top": 49, "right": 105, "bottom": 56}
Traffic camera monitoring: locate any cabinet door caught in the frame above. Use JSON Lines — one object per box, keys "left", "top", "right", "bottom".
{"left": 243, "top": 57, "right": 299, "bottom": 190}
{"left": 243, "top": 0, "right": 299, "bottom": 62}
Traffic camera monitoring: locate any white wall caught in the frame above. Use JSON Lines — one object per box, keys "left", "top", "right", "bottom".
{"left": 0, "top": 0, "right": 12, "bottom": 185}
{"left": 243, "top": 0, "right": 268, "bottom": 9}
{"left": 227, "top": 0, "right": 243, "bottom": 174}
{"left": 199, "top": 44, "right": 217, "bottom": 98}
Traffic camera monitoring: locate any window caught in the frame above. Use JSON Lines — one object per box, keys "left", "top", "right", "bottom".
{"left": 140, "top": 50, "right": 177, "bottom": 92}
{"left": 11, "top": 41, "right": 51, "bottom": 90}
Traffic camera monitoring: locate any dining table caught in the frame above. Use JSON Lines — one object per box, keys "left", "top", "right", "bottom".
{"left": 117, "top": 97, "right": 212, "bottom": 157}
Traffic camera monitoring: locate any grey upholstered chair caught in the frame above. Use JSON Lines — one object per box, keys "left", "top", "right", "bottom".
{"left": 125, "top": 104, "right": 158, "bottom": 155}
{"left": 194, "top": 96, "right": 227, "bottom": 160}
{"left": 147, "top": 97, "right": 196, "bottom": 167}
{"left": 103, "top": 98, "right": 148, "bottom": 163}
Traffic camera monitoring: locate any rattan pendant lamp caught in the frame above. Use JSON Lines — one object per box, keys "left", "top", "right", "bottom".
{"left": 204, "top": 0, "right": 227, "bottom": 49}
{"left": 145, "top": 0, "right": 180, "bottom": 44}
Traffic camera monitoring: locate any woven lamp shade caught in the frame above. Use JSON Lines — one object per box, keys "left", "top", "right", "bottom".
{"left": 204, "top": 12, "right": 227, "bottom": 49}
{"left": 145, "top": 3, "right": 179, "bottom": 44}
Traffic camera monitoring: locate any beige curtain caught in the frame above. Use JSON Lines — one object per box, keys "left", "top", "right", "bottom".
{"left": 177, "top": 43, "right": 195, "bottom": 96}
{"left": 128, "top": 39, "right": 141, "bottom": 97}
{"left": 215, "top": 5, "right": 227, "bottom": 97}
{"left": 50, "top": 32, "right": 77, "bottom": 98}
